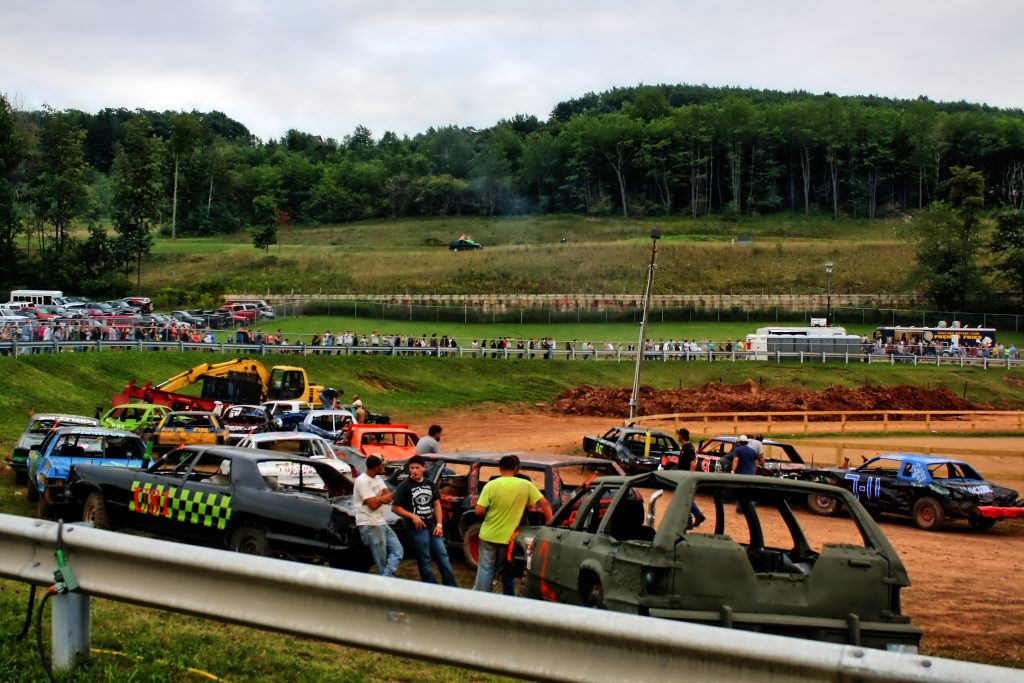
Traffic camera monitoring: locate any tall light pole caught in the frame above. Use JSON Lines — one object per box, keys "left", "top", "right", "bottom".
{"left": 825, "top": 260, "right": 834, "bottom": 324}
{"left": 629, "top": 230, "right": 662, "bottom": 420}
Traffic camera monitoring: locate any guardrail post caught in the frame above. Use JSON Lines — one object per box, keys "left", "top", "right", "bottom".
{"left": 52, "top": 591, "right": 90, "bottom": 672}
{"left": 803, "top": 413, "right": 809, "bottom": 434}
{"left": 841, "top": 413, "right": 847, "bottom": 432}
{"left": 884, "top": 412, "right": 889, "bottom": 432}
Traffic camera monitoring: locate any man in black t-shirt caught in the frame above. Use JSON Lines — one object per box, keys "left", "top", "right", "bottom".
{"left": 393, "top": 455, "right": 457, "bottom": 586}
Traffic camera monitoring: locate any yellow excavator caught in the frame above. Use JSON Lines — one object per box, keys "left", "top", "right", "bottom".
{"left": 113, "top": 359, "right": 325, "bottom": 411}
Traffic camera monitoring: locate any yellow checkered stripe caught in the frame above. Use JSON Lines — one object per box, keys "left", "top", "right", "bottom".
{"left": 130, "top": 481, "right": 233, "bottom": 530}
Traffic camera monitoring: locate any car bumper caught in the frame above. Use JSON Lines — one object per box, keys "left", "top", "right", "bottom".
{"left": 976, "top": 505, "right": 1024, "bottom": 519}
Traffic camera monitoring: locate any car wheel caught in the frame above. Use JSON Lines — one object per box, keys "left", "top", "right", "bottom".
{"left": 807, "top": 492, "right": 839, "bottom": 516}
{"left": 230, "top": 526, "right": 271, "bottom": 556}
{"left": 82, "top": 492, "right": 111, "bottom": 530}
{"left": 26, "top": 479, "right": 39, "bottom": 502}
{"left": 968, "top": 515, "right": 996, "bottom": 531}
{"left": 462, "top": 521, "right": 482, "bottom": 567}
{"left": 582, "top": 578, "right": 606, "bottom": 609}
{"left": 912, "top": 497, "right": 945, "bottom": 531}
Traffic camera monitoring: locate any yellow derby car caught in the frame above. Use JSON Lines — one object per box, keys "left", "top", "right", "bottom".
{"left": 152, "top": 411, "right": 229, "bottom": 456}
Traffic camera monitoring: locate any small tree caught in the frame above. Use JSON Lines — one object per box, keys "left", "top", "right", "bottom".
{"left": 250, "top": 194, "right": 278, "bottom": 253}
{"left": 111, "top": 117, "right": 164, "bottom": 287}
{"left": 912, "top": 165, "right": 987, "bottom": 309}
{"left": 991, "top": 210, "right": 1024, "bottom": 298}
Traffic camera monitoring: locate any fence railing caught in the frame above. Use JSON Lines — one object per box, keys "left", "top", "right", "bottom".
{"left": 0, "top": 514, "right": 1017, "bottom": 681}
{"left": 3, "top": 339, "right": 1024, "bottom": 370}
{"left": 634, "top": 410, "right": 1024, "bottom": 435}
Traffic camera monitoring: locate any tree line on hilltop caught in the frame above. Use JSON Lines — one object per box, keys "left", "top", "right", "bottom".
{"left": 1, "top": 84, "right": 1023, "bottom": 303}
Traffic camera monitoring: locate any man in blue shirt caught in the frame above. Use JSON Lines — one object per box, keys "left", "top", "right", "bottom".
{"left": 730, "top": 435, "right": 761, "bottom": 475}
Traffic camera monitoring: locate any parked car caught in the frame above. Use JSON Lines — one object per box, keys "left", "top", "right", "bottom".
{"left": 171, "top": 310, "right": 207, "bottom": 327}
{"left": 449, "top": 237, "right": 483, "bottom": 251}
{"left": 275, "top": 409, "right": 354, "bottom": 440}
{"left": 122, "top": 296, "right": 153, "bottom": 313}
{"left": 151, "top": 411, "right": 229, "bottom": 455}
{"left": 798, "top": 453, "right": 1024, "bottom": 530}
{"left": 221, "top": 404, "right": 272, "bottom": 443}
{"left": 235, "top": 431, "right": 353, "bottom": 476}
{"left": 693, "top": 435, "right": 807, "bottom": 477}
{"left": 339, "top": 424, "right": 419, "bottom": 461}
{"left": 513, "top": 470, "right": 921, "bottom": 651}
{"left": 387, "top": 452, "right": 624, "bottom": 566}
{"left": 583, "top": 425, "right": 679, "bottom": 473}
{"left": 66, "top": 445, "right": 396, "bottom": 570}
{"left": 7, "top": 413, "right": 100, "bottom": 484}
{"left": 26, "top": 426, "right": 147, "bottom": 517}
{"left": 100, "top": 403, "right": 172, "bottom": 436}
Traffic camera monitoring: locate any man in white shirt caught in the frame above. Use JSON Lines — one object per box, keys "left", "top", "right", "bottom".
{"left": 353, "top": 455, "right": 403, "bottom": 576}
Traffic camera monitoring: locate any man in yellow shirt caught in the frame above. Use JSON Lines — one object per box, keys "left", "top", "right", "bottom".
{"left": 472, "top": 455, "right": 553, "bottom": 593}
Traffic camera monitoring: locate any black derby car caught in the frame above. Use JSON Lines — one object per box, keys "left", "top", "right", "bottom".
{"left": 67, "top": 445, "right": 401, "bottom": 570}
{"left": 799, "top": 452, "right": 1024, "bottom": 531}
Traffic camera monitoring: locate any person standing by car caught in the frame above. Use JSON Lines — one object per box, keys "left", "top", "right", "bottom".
{"left": 392, "top": 456, "right": 456, "bottom": 586}
{"left": 731, "top": 435, "right": 760, "bottom": 475}
{"left": 353, "top": 455, "right": 403, "bottom": 577}
{"left": 353, "top": 396, "right": 368, "bottom": 423}
{"left": 319, "top": 387, "right": 342, "bottom": 410}
{"left": 473, "top": 455, "right": 553, "bottom": 593}
{"left": 669, "top": 428, "right": 706, "bottom": 527}
{"left": 415, "top": 424, "right": 442, "bottom": 454}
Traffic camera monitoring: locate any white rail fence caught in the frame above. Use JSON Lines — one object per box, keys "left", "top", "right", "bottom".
{"left": 2, "top": 339, "right": 1023, "bottom": 369}
{"left": 0, "top": 514, "right": 1018, "bottom": 682}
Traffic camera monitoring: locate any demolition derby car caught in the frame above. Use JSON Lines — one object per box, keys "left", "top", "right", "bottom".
{"left": 583, "top": 426, "right": 679, "bottom": 473}
{"left": 7, "top": 413, "right": 99, "bottom": 484}
{"left": 693, "top": 435, "right": 807, "bottom": 477}
{"left": 799, "top": 453, "right": 1024, "bottom": 530}
{"left": 513, "top": 470, "right": 921, "bottom": 651}
{"left": 67, "top": 445, "right": 394, "bottom": 570}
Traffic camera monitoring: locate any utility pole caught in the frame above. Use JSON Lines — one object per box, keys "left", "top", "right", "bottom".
{"left": 825, "top": 260, "right": 834, "bottom": 324}
{"left": 629, "top": 230, "right": 662, "bottom": 420}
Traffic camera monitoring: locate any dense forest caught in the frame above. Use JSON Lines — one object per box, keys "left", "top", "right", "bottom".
{"left": 1, "top": 84, "right": 1024, "bottom": 297}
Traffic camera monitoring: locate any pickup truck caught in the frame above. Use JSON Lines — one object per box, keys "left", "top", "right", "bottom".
{"left": 582, "top": 426, "right": 679, "bottom": 473}
{"left": 339, "top": 424, "right": 419, "bottom": 461}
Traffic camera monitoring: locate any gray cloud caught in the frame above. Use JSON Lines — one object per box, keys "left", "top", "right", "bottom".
{"left": 2, "top": 1, "right": 1022, "bottom": 141}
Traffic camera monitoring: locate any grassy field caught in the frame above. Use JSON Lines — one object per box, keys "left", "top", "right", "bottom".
{"left": 141, "top": 214, "right": 918, "bottom": 300}
{"left": 2, "top": 351, "right": 1023, "bottom": 679}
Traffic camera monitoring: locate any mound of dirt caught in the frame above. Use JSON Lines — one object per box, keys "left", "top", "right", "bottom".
{"left": 553, "top": 381, "right": 984, "bottom": 418}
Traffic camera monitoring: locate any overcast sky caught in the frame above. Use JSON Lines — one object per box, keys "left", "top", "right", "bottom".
{"left": 2, "top": 1, "right": 1022, "bottom": 141}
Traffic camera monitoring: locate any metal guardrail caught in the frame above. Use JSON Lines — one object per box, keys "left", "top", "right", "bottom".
{"left": 2, "top": 339, "right": 1023, "bottom": 369}
{"left": 0, "top": 514, "right": 1019, "bottom": 681}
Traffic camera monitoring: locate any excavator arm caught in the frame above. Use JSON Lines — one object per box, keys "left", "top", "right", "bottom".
{"left": 157, "top": 359, "right": 271, "bottom": 393}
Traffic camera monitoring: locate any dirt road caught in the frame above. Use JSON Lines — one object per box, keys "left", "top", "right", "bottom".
{"left": 422, "top": 408, "right": 1024, "bottom": 666}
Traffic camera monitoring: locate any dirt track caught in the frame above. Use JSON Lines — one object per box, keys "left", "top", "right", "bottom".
{"left": 422, "top": 407, "right": 1024, "bottom": 666}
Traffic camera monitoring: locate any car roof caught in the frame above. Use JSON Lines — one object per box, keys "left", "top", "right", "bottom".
{"left": 308, "top": 409, "right": 354, "bottom": 417}
{"left": 29, "top": 414, "right": 99, "bottom": 423}
{"left": 110, "top": 403, "right": 166, "bottom": 410}
{"left": 412, "top": 451, "right": 619, "bottom": 467}
{"left": 864, "top": 453, "right": 969, "bottom": 466}
{"left": 166, "top": 411, "right": 216, "bottom": 417}
{"left": 244, "top": 432, "right": 327, "bottom": 442}
{"left": 616, "top": 426, "right": 675, "bottom": 437}
{"left": 48, "top": 426, "right": 140, "bottom": 438}
{"left": 175, "top": 445, "right": 323, "bottom": 465}
{"left": 598, "top": 469, "right": 858, "bottom": 494}
{"left": 706, "top": 435, "right": 788, "bottom": 447}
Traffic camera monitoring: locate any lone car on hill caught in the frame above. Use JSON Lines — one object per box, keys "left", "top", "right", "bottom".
{"left": 387, "top": 452, "right": 624, "bottom": 566}
{"left": 26, "top": 426, "right": 147, "bottom": 518}
{"left": 66, "top": 445, "right": 393, "bottom": 570}
{"left": 693, "top": 435, "right": 807, "bottom": 477}
{"left": 512, "top": 470, "right": 921, "bottom": 651}
{"left": 583, "top": 426, "right": 679, "bottom": 473}
{"left": 798, "top": 453, "right": 1024, "bottom": 530}
{"left": 8, "top": 413, "right": 99, "bottom": 484}
{"left": 449, "top": 237, "right": 484, "bottom": 251}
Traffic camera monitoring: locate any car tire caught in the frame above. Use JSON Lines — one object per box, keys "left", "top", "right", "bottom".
{"left": 26, "top": 479, "right": 39, "bottom": 502}
{"left": 82, "top": 492, "right": 111, "bottom": 530}
{"left": 582, "top": 578, "right": 606, "bottom": 609}
{"left": 807, "top": 492, "right": 839, "bottom": 516}
{"left": 462, "top": 521, "right": 482, "bottom": 568}
{"left": 230, "top": 526, "right": 271, "bottom": 556}
{"left": 912, "top": 497, "right": 945, "bottom": 531}
{"left": 968, "top": 515, "right": 996, "bottom": 531}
